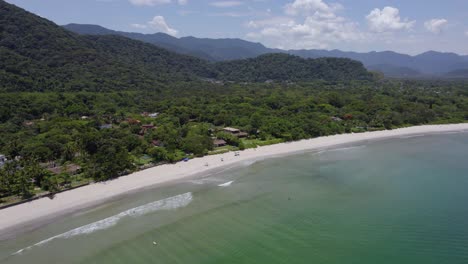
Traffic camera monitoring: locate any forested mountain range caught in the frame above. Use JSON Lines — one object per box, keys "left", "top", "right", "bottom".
{"left": 0, "top": 0, "right": 371, "bottom": 92}
{"left": 0, "top": 1, "right": 216, "bottom": 92}
{"left": 64, "top": 24, "right": 468, "bottom": 78}
{"left": 215, "top": 54, "right": 371, "bottom": 82}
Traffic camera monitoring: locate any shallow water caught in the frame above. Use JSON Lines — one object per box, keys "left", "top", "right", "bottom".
{"left": 1, "top": 132, "right": 468, "bottom": 264}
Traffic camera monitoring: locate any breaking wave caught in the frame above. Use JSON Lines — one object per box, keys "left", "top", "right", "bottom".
{"left": 13, "top": 192, "right": 193, "bottom": 255}
{"left": 327, "top": 145, "right": 366, "bottom": 152}
{"left": 218, "top": 181, "right": 234, "bottom": 187}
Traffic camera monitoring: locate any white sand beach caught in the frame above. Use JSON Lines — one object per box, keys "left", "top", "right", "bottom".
{"left": 1, "top": 124, "right": 467, "bottom": 235}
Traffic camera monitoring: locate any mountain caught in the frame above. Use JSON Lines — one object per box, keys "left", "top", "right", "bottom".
{"left": 413, "top": 51, "right": 468, "bottom": 74}
{"left": 0, "top": 1, "right": 215, "bottom": 92}
{"left": 63, "top": 24, "right": 271, "bottom": 61}
{"left": 366, "top": 64, "right": 422, "bottom": 78}
{"left": 215, "top": 53, "right": 372, "bottom": 82}
{"left": 0, "top": 1, "right": 371, "bottom": 92}
{"left": 444, "top": 69, "right": 468, "bottom": 79}
{"left": 63, "top": 24, "right": 468, "bottom": 77}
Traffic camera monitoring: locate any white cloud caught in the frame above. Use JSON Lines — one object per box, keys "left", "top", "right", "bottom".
{"left": 131, "top": 16, "right": 178, "bottom": 36}
{"left": 366, "top": 6, "right": 414, "bottom": 33}
{"left": 209, "top": 1, "right": 243, "bottom": 8}
{"left": 129, "top": 0, "right": 170, "bottom": 6}
{"left": 246, "top": 2, "right": 364, "bottom": 50}
{"left": 424, "top": 19, "right": 448, "bottom": 34}
{"left": 284, "top": 0, "right": 341, "bottom": 17}
{"left": 177, "top": 0, "right": 188, "bottom": 5}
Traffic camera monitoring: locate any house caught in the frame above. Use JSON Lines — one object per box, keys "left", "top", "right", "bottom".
{"left": 142, "top": 124, "right": 156, "bottom": 129}
{"left": 127, "top": 118, "right": 141, "bottom": 125}
{"left": 213, "top": 139, "right": 227, "bottom": 147}
{"left": 140, "top": 123, "right": 156, "bottom": 135}
{"left": 46, "top": 164, "right": 82, "bottom": 175}
{"left": 223, "top": 127, "right": 240, "bottom": 134}
{"left": 99, "top": 124, "right": 112, "bottom": 129}
{"left": 141, "top": 112, "right": 159, "bottom": 118}
{"left": 223, "top": 127, "right": 248, "bottom": 138}
{"left": 152, "top": 140, "right": 164, "bottom": 147}
{"left": 0, "top": 154, "right": 6, "bottom": 168}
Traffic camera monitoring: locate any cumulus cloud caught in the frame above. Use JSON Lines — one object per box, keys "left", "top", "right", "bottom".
{"left": 424, "top": 19, "right": 448, "bottom": 34}
{"left": 131, "top": 16, "right": 178, "bottom": 36}
{"left": 366, "top": 6, "right": 414, "bottom": 32}
{"left": 246, "top": 0, "right": 363, "bottom": 50}
{"left": 209, "top": 1, "right": 243, "bottom": 8}
{"left": 284, "top": 0, "right": 342, "bottom": 17}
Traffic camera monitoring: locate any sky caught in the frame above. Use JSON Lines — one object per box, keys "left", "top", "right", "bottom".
{"left": 6, "top": 0, "right": 468, "bottom": 55}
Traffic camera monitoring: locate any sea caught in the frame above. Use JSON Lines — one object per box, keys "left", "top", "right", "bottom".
{"left": 1, "top": 132, "right": 468, "bottom": 264}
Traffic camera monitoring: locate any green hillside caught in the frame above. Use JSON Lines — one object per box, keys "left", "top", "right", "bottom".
{"left": 0, "top": 1, "right": 214, "bottom": 92}
{"left": 0, "top": 0, "right": 373, "bottom": 93}
{"left": 216, "top": 54, "right": 372, "bottom": 82}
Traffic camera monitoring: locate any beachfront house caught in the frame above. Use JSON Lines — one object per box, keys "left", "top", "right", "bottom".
{"left": 223, "top": 127, "right": 249, "bottom": 138}
{"left": 213, "top": 139, "right": 227, "bottom": 147}
{"left": 46, "top": 164, "right": 82, "bottom": 175}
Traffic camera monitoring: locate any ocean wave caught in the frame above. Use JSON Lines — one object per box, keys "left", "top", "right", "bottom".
{"left": 327, "top": 145, "right": 366, "bottom": 152}
{"left": 13, "top": 192, "right": 193, "bottom": 256}
{"left": 399, "top": 134, "right": 425, "bottom": 139}
{"left": 218, "top": 181, "right": 234, "bottom": 187}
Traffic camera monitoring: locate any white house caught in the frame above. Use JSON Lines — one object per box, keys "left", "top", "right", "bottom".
{"left": 0, "top": 154, "right": 7, "bottom": 167}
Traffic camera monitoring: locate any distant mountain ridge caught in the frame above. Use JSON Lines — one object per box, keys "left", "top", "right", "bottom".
{"left": 63, "top": 24, "right": 271, "bottom": 61}
{"left": 64, "top": 24, "right": 468, "bottom": 78}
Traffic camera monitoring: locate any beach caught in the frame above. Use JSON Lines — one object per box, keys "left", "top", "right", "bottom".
{"left": 1, "top": 123, "right": 467, "bottom": 236}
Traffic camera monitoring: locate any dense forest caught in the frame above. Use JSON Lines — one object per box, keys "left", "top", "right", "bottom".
{"left": 0, "top": 0, "right": 371, "bottom": 93}
{"left": 0, "top": 0, "right": 467, "bottom": 205}
{"left": 1, "top": 80, "right": 467, "bottom": 202}
{"left": 215, "top": 54, "right": 372, "bottom": 82}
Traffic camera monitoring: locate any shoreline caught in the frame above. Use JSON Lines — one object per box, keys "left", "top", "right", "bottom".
{"left": 1, "top": 124, "right": 467, "bottom": 237}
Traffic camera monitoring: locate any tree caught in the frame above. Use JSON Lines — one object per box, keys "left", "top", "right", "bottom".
{"left": 148, "top": 147, "right": 168, "bottom": 162}
{"left": 181, "top": 133, "right": 213, "bottom": 156}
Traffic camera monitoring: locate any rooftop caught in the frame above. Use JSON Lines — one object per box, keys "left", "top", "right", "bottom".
{"left": 223, "top": 127, "right": 240, "bottom": 133}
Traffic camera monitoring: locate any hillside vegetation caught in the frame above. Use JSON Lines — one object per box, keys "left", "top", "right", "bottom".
{"left": 216, "top": 54, "right": 372, "bottom": 82}
{"left": 1, "top": 1, "right": 371, "bottom": 92}
{"left": 1, "top": 1, "right": 466, "bottom": 205}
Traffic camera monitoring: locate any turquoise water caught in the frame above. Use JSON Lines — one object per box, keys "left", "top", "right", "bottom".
{"left": 1, "top": 132, "right": 468, "bottom": 263}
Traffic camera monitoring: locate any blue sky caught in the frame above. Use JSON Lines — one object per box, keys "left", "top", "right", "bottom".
{"left": 6, "top": 0, "right": 468, "bottom": 55}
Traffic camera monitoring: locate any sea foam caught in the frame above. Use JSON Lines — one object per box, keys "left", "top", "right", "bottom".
{"left": 328, "top": 145, "right": 366, "bottom": 152}
{"left": 218, "top": 181, "right": 234, "bottom": 187}
{"left": 13, "top": 192, "right": 193, "bottom": 256}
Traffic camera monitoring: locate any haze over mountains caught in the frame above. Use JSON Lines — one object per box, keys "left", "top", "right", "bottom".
{"left": 64, "top": 23, "right": 468, "bottom": 78}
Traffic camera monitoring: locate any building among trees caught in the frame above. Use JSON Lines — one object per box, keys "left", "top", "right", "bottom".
{"left": 223, "top": 127, "right": 249, "bottom": 138}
